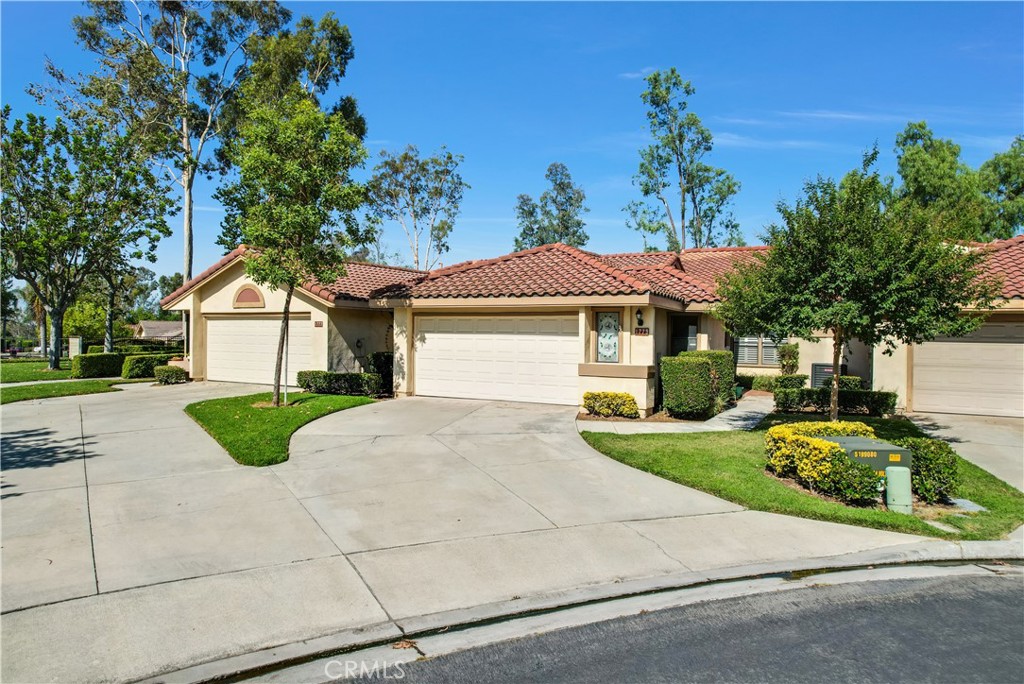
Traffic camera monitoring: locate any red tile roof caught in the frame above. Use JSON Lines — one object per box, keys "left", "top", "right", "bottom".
{"left": 159, "top": 247, "right": 425, "bottom": 308}
{"left": 981, "top": 234, "right": 1024, "bottom": 300}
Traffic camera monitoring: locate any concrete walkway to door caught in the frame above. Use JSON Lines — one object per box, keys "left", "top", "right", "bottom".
{"left": 3, "top": 390, "right": 933, "bottom": 683}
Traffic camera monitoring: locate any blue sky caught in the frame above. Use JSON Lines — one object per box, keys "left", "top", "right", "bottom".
{"left": 2, "top": 1, "right": 1022, "bottom": 278}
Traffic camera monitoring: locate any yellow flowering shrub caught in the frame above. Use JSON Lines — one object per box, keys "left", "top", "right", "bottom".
{"left": 765, "top": 421, "right": 875, "bottom": 479}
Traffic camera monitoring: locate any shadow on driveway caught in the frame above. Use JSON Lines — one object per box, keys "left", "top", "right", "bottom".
{"left": 0, "top": 428, "right": 96, "bottom": 499}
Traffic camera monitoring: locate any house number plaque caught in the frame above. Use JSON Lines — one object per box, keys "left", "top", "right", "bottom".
{"left": 634, "top": 327, "right": 650, "bottom": 336}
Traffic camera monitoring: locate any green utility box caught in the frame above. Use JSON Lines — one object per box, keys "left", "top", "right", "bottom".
{"left": 826, "top": 436, "right": 912, "bottom": 477}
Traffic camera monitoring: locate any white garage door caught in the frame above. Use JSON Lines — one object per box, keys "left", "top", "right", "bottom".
{"left": 414, "top": 315, "right": 580, "bottom": 405}
{"left": 913, "top": 321, "right": 1023, "bottom": 418}
{"left": 206, "top": 316, "right": 312, "bottom": 386}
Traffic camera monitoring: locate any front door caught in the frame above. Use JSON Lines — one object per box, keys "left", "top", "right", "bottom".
{"left": 669, "top": 315, "right": 699, "bottom": 355}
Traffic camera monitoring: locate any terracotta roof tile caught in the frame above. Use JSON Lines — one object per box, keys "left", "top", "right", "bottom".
{"left": 385, "top": 243, "right": 650, "bottom": 299}
{"left": 159, "top": 247, "right": 425, "bottom": 308}
{"left": 600, "top": 251, "right": 680, "bottom": 269}
{"left": 981, "top": 234, "right": 1024, "bottom": 300}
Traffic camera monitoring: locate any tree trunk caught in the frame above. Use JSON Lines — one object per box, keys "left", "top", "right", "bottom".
{"left": 39, "top": 312, "right": 47, "bottom": 359}
{"left": 271, "top": 285, "right": 294, "bottom": 407}
{"left": 183, "top": 166, "right": 195, "bottom": 280}
{"left": 830, "top": 330, "right": 843, "bottom": 422}
{"left": 105, "top": 285, "right": 116, "bottom": 353}
{"left": 48, "top": 308, "right": 64, "bottom": 370}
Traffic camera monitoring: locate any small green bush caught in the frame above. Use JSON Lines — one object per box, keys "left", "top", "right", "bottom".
{"left": 678, "top": 350, "right": 735, "bottom": 405}
{"left": 775, "top": 374, "right": 809, "bottom": 390}
{"left": 366, "top": 351, "right": 394, "bottom": 396}
{"left": 583, "top": 391, "right": 640, "bottom": 419}
{"left": 736, "top": 374, "right": 755, "bottom": 391}
{"left": 114, "top": 344, "right": 146, "bottom": 354}
{"left": 86, "top": 345, "right": 106, "bottom": 354}
{"left": 296, "top": 370, "right": 382, "bottom": 396}
{"left": 121, "top": 354, "right": 176, "bottom": 379}
{"left": 154, "top": 365, "right": 188, "bottom": 385}
{"left": 818, "top": 452, "right": 881, "bottom": 506}
{"left": 661, "top": 356, "right": 714, "bottom": 419}
{"left": 772, "top": 388, "right": 897, "bottom": 417}
{"left": 778, "top": 343, "right": 800, "bottom": 375}
{"left": 823, "top": 375, "right": 864, "bottom": 390}
{"left": 71, "top": 352, "right": 126, "bottom": 378}
{"left": 893, "top": 437, "right": 961, "bottom": 504}
{"left": 751, "top": 375, "right": 777, "bottom": 392}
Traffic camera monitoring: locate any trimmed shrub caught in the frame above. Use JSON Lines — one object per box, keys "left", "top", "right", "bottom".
{"left": 121, "top": 354, "right": 176, "bottom": 379}
{"left": 824, "top": 375, "right": 864, "bottom": 390}
{"left": 583, "top": 391, "right": 640, "bottom": 419}
{"left": 154, "top": 365, "right": 188, "bottom": 385}
{"left": 71, "top": 352, "right": 125, "bottom": 379}
{"left": 296, "top": 370, "right": 382, "bottom": 396}
{"left": 778, "top": 343, "right": 800, "bottom": 375}
{"left": 771, "top": 388, "right": 897, "bottom": 417}
{"left": 86, "top": 345, "right": 106, "bottom": 354}
{"left": 775, "top": 374, "right": 809, "bottom": 390}
{"left": 765, "top": 420, "right": 875, "bottom": 477}
{"left": 751, "top": 375, "right": 777, "bottom": 392}
{"left": 765, "top": 421, "right": 879, "bottom": 505}
{"left": 114, "top": 344, "right": 146, "bottom": 355}
{"left": 366, "top": 351, "right": 394, "bottom": 396}
{"left": 661, "top": 356, "right": 714, "bottom": 419}
{"left": 678, "top": 350, "right": 735, "bottom": 405}
{"left": 893, "top": 437, "right": 961, "bottom": 504}
{"left": 736, "top": 374, "right": 755, "bottom": 391}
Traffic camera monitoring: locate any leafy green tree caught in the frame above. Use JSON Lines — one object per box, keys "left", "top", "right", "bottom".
{"left": 87, "top": 266, "right": 159, "bottom": 349}
{"left": 513, "top": 162, "right": 590, "bottom": 250}
{"left": 1, "top": 276, "right": 19, "bottom": 349}
{"left": 156, "top": 272, "right": 185, "bottom": 321}
{"left": 715, "top": 150, "right": 998, "bottom": 420}
{"left": 0, "top": 110, "right": 171, "bottom": 368}
{"left": 215, "top": 81, "right": 368, "bottom": 406}
{"left": 980, "top": 135, "right": 1024, "bottom": 239}
{"left": 895, "top": 122, "right": 1022, "bottom": 241}
{"left": 367, "top": 146, "right": 469, "bottom": 271}
{"left": 17, "top": 285, "right": 47, "bottom": 354}
{"left": 626, "top": 68, "right": 742, "bottom": 250}
{"left": 41, "top": 1, "right": 292, "bottom": 282}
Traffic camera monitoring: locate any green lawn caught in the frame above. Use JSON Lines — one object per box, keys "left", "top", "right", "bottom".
{"left": 185, "top": 392, "right": 375, "bottom": 466}
{"left": 0, "top": 359, "right": 73, "bottom": 383}
{"left": 0, "top": 378, "right": 149, "bottom": 404}
{"left": 582, "top": 413, "right": 1024, "bottom": 541}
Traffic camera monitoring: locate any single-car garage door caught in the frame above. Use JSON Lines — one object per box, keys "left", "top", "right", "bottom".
{"left": 913, "top": 320, "right": 1023, "bottom": 418}
{"left": 414, "top": 315, "right": 580, "bottom": 405}
{"left": 206, "top": 316, "right": 312, "bottom": 385}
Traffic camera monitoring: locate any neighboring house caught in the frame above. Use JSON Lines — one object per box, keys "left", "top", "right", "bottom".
{"left": 162, "top": 236, "right": 1023, "bottom": 418}
{"left": 131, "top": 320, "right": 186, "bottom": 342}
{"left": 159, "top": 247, "right": 422, "bottom": 385}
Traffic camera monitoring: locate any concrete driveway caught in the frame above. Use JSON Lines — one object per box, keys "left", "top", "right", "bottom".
{"left": 910, "top": 413, "right": 1024, "bottom": 492}
{"left": 2, "top": 387, "right": 927, "bottom": 683}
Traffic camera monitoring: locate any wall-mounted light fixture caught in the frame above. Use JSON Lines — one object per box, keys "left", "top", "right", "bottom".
{"left": 635, "top": 309, "right": 644, "bottom": 327}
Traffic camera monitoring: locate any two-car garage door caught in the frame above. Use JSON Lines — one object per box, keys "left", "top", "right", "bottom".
{"left": 206, "top": 316, "right": 311, "bottom": 386}
{"left": 414, "top": 315, "right": 580, "bottom": 405}
{"left": 912, "top": 320, "right": 1023, "bottom": 418}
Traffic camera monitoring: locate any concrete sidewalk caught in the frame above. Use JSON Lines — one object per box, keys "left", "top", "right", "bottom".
{"left": 0, "top": 388, "right": 1011, "bottom": 684}
{"left": 577, "top": 393, "right": 775, "bottom": 434}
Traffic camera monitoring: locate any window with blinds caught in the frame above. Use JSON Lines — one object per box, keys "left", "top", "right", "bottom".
{"left": 736, "top": 336, "right": 760, "bottom": 365}
{"left": 735, "top": 335, "right": 787, "bottom": 366}
{"left": 762, "top": 337, "right": 786, "bottom": 365}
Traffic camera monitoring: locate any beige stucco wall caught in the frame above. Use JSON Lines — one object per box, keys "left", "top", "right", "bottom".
{"left": 796, "top": 335, "right": 872, "bottom": 385}
{"left": 327, "top": 308, "right": 393, "bottom": 373}
{"left": 393, "top": 307, "right": 413, "bottom": 396}
{"left": 872, "top": 341, "right": 909, "bottom": 411}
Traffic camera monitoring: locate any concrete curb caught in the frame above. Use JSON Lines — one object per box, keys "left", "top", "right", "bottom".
{"left": 143, "top": 538, "right": 1023, "bottom": 683}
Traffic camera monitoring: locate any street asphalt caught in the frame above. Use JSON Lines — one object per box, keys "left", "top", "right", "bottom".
{"left": 397, "top": 572, "right": 1024, "bottom": 684}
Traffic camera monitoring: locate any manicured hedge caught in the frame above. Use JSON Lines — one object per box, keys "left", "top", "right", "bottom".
{"left": 583, "top": 391, "right": 640, "bottom": 419}
{"left": 115, "top": 344, "right": 146, "bottom": 355}
{"left": 86, "top": 345, "right": 106, "bottom": 354}
{"left": 661, "top": 356, "right": 714, "bottom": 419}
{"left": 824, "top": 375, "right": 864, "bottom": 390}
{"left": 773, "top": 388, "right": 898, "bottom": 417}
{"left": 366, "top": 351, "right": 394, "bottom": 397}
{"left": 775, "top": 374, "right": 808, "bottom": 390}
{"left": 736, "top": 374, "right": 755, "bottom": 391}
{"left": 122, "top": 354, "right": 177, "bottom": 379}
{"left": 765, "top": 421, "right": 879, "bottom": 505}
{"left": 71, "top": 352, "right": 126, "bottom": 379}
{"left": 296, "top": 370, "right": 382, "bottom": 396}
{"left": 679, "top": 350, "right": 735, "bottom": 406}
{"left": 752, "top": 375, "right": 777, "bottom": 392}
{"left": 154, "top": 365, "right": 188, "bottom": 385}
{"left": 893, "top": 437, "right": 961, "bottom": 504}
